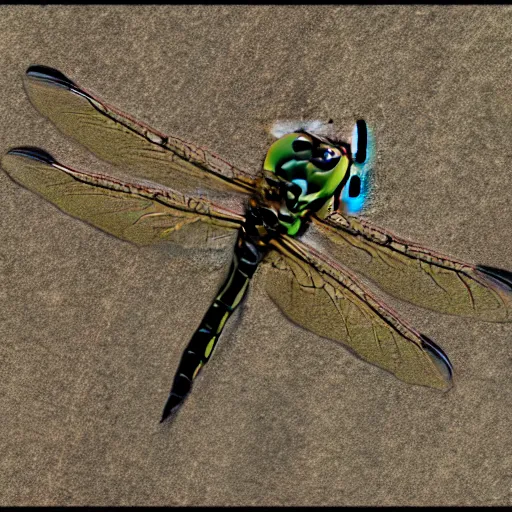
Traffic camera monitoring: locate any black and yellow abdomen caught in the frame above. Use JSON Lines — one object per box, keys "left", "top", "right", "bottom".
{"left": 160, "top": 205, "right": 275, "bottom": 421}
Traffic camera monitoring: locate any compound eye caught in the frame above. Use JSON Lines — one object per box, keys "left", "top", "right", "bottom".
{"left": 312, "top": 145, "right": 342, "bottom": 171}
{"left": 323, "top": 148, "right": 337, "bottom": 162}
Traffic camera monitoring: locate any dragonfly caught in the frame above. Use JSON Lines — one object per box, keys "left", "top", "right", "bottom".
{"left": 2, "top": 66, "right": 511, "bottom": 423}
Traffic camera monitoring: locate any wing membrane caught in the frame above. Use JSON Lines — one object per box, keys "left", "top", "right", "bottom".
{"left": 261, "top": 235, "right": 453, "bottom": 390}
{"left": 23, "top": 65, "right": 257, "bottom": 197}
{"left": 2, "top": 147, "right": 243, "bottom": 247}
{"left": 310, "top": 212, "right": 512, "bottom": 322}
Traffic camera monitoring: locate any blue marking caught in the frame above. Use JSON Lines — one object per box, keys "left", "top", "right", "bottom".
{"left": 292, "top": 178, "right": 308, "bottom": 195}
{"left": 351, "top": 122, "right": 359, "bottom": 161}
{"left": 341, "top": 123, "right": 375, "bottom": 215}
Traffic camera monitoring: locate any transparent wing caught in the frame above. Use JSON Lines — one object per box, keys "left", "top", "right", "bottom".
{"left": 310, "top": 212, "right": 512, "bottom": 322}
{"left": 261, "top": 236, "right": 453, "bottom": 390}
{"left": 23, "top": 65, "right": 257, "bottom": 198}
{"left": 270, "top": 119, "right": 335, "bottom": 139}
{"left": 2, "top": 147, "right": 243, "bottom": 248}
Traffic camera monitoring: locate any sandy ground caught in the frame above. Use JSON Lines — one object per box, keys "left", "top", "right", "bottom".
{"left": 0, "top": 5, "right": 511, "bottom": 506}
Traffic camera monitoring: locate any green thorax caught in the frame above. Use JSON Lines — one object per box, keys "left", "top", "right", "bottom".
{"left": 261, "top": 131, "right": 350, "bottom": 236}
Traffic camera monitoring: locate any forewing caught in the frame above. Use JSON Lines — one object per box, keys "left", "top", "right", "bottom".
{"left": 2, "top": 147, "right": 243, "bottom": 248}
{"left": 310, "top": 213, "right": 512, "bottom": 322}
{"left": 270, "top": 120, "right": 336, "bottom": 139}
{"left": 261, "top": 236, "right": 453, "bottom": 391}
{"left": 23, "top": 66, "right": 257, "bottom": 198}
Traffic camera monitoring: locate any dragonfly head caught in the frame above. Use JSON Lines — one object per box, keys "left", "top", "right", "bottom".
{"left": 263, "top": 131, "right": 350, "bottom": 235}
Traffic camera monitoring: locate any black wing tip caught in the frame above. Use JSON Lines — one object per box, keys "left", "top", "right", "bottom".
{"left": 6, "top": 146, "right": 57, "bottom": 165}
{"left": 26, "top": 65, "right": 76, "bottom": 88}
{"left": 477, "top": 265, "right": 512, "bottom": 291}
{"left": 420, "top": 334, "right": 454, "bottom": 385}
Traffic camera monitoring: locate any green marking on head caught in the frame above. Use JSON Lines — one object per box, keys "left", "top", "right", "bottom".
{"left": 263, "top": 131, "right": 350, "bottom": 233}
